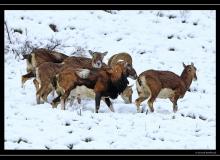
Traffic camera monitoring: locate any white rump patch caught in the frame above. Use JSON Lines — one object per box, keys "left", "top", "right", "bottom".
{"left": 158, "top": 88, "right": 175, "bottom": 99}
{"left": 136, "top": 76, "right": 149, "bottom": 97}
{"left": 76, "top": 69, "right": 90, "bottom": 79}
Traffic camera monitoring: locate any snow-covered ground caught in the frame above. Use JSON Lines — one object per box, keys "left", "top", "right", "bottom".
{"left": 4, "top": 10, "right": 216, "bottom": 150}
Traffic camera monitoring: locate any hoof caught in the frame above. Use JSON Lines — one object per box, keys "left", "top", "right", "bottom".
{"left": 36, "top": 100, "right": 42, "bottom": 104}
{"left": 37, "top": 99, "right": 44, "bottom": 104}
{"left": 149, "top": 107, "right": 154, "bottom": 112}
{"left": 51, "top": 102, "right": 58, "bottom": 108}
{"left": 173, "top": 106, "right": 178, "bottom": 113}
{"left": 146, "top": 109, "right": 149, "bottom": 115}
{"left": 136, "top": 107, "right": 141, "bottom": 113}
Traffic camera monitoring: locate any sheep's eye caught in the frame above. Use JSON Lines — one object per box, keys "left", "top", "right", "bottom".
{"left": 127, "top": 64, "right": 132, "bottom": 68}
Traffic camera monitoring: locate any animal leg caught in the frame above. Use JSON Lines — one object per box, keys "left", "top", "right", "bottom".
{"left": 69, "top": 96, "right": 75, "bottom": 107}
{"left": 146, "top": 81, "right": 160, "bottom": 113}
{"left": 135, "top": 97, "right": 147, "bottom": 113}
{"left": 51, "top": 90, "right": 55, "bottom": 97}
{"left": 36, "top": 86, "right": 46, "bottom": 104}
{"left": 147, "top": 100, "right": 154, "bottom": 112}
{"left": 51, "top": 94, "right": 61, "bottom": 108}
{"left": 172, "top": 95, "right": 179, "bottom": 113}
{"left": 95, "top": 93, "right": 102, "bottom": 113}
{"left": 147, "top": 93, "right": 158, "bottom": 113}
{"left": 76, "top": 94, "right": 82, "bottom": 116}
{"left": 77, "top": 94, "right": 81, "bottom": 104}
{"left": 60, "top": 98, "right": 65, "bottom": 110}
{"left": 104, "top": 97, "right": 114, "bottom": 112}
{"left": 68, "top": 95, "right": 75, "bottom": 107}
{"left": 36, "top": 94, "right": 41, "bottom": 104}
{"left": 21, "top": 72, "right": 35, "bottom": 88}
{"left": 60, "top": 90, "right": 71, "bottom": 110}
{"left": 42, "top": 87, "right": 53, "bottom": 102}
{"left": 33, "top": 79, "right": 39, "bottom": 92}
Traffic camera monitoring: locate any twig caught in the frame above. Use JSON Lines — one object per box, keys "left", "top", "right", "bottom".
{"left": 4, "top": 20, "right": 20, "bottom": 59}
{"left": 50, "top": 42, "right": 61, "bottom": 51}
{"left": 4, "top": 21, "right": 12, "bottom": 44}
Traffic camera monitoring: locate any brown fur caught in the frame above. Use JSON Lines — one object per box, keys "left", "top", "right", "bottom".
{"left": 51, "top": 61, "right": 137, "bottom": 112}
{"left": 21, "top": 48, "right": 68, "bottom": 87}
{"left": 51, "top": 67, "right": 91, "bottom": 110}
{"left": 34, "top": 51, "right": 108, "bottom": 105}
{"left": 63, "top": 50, "right": 108, "bottom": 69}
{"left": 59, "top": 51, "right": 108, "bottom": 105}
{"left": 35, "top": 61, "right": 88, "bottom": 104}
{"left": 135, "top": 63, "right": 197, "bottom": 113}
{"left": 35, "top": 62, "right": 64, "bottom": 104}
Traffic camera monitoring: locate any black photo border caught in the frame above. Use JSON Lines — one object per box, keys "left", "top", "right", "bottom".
{"left": 1, "top": 4, "right": 218, "bottom": 156}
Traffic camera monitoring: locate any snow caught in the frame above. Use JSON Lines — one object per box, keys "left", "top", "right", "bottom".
{"left": 4, "top": 10, "right": 216, "bottom": 150}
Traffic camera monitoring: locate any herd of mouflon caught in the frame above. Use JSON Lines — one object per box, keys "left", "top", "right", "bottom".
{"left": 21, "top": 48, "right": 197, "bottom": 113}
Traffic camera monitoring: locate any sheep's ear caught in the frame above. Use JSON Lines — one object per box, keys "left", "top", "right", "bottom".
{"left": 183, "top": 62, "right": 186, "bottom": 68}
{"left": 88, "top": 50, "right": 94, "bottom": 56}
{"left": 103, "top": 51, "right": 108, "bottom": 56}
{"left": 101, "top": 51, "right": 108, "bottom": 59}
{"left": 191, "top": 62, "right": 194, "bottom": 66}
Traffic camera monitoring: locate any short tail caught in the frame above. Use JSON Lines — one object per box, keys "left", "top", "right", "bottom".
{"left": 75, "top": 69, "right": 91, "bottom": 79}
{"left": 22, "top": 54, "right": 31, "bottom": 60}
{"left": 136, "top": 76, "right": 144, "bottom": 97}
{"left": 137, "top": 76, "right": 142, "bottom": 86}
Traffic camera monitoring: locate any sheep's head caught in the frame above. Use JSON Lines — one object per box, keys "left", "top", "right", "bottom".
{"left": 123, "top": 62, "right": 137, "bottom": 80}
{"left": 183, "top": 62, "right": 197, "bottom": 81}
{"left": 89, "top": 50, "right": 108, "bottom": 68}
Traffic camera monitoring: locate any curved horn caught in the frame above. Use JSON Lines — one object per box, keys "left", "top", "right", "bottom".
{"left": 191, "top": 62, "right": 194, "bottom": 66}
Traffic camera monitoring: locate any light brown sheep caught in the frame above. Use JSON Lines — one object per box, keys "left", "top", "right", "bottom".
{"left": 135, "top": 62, "right": 197, "bottom": 113}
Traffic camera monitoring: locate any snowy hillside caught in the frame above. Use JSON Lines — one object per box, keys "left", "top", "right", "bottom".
{"left": 4, "top": 10, "right": 216, "bottom": 150}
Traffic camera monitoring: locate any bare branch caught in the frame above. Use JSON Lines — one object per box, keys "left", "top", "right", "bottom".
{"left": 45, "top": 38, "right": 62, "bottom": 51}
{"left": 4, "top": 21, "right": 12, "bottom": 44}
{"left": 4, "top": 21, "right": 21, "bottom": 59}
